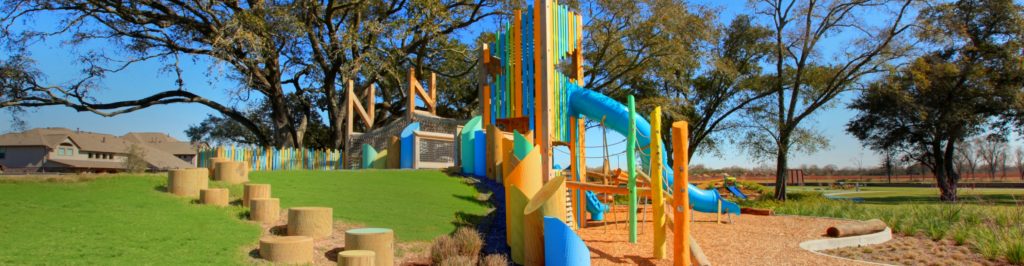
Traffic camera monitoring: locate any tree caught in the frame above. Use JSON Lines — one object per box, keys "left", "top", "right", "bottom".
{"left": 580, "top": 1, "right": 779, "bottom": 164}
{"left": 1015, "top": 146, "right": 1024, "bottom": 180}
{"left": 847, "top": 0, "right": 1024, "bottom": 201}
{"left": 880, "top": 145, "right": 898, "bottom": 183}
{"left": 123, "top": 144, "right": 149, "bottom": 173}
{"left": 748, "top": 0, "right": 914, "bottom": 200}
{"left": 956, "top": 139, "right": 979, "bottom": 179}
{"left": 977, "top": 135, "right": 1008, "bottom": 180}
{"left": 0, "top": 0, "right": 499, "bottom": 150}
{"left": 186, "top": 93, "right": 331, "bottom": 149}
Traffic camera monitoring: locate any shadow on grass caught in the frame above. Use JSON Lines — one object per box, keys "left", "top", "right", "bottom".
{"left": 452, "top": 194, "right": 492, "bottom": 208}
{"left": 152, "top": 184, "right": 167, "bottom": 192}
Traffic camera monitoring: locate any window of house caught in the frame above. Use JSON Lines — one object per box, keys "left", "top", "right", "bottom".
{"left": 0, "top": 147, "right": 6, "bottom": 159}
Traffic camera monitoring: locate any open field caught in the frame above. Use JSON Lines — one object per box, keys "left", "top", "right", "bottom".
{"left": 0, "top": 170, "right": 491, "bottom": 264}
{"left": 0, "top": 175, "right": 260, "bottom": 265}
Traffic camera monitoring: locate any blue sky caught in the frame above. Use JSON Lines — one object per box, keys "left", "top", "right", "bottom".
{"left": 3, "top": 2, "right": 1018, "bottom": 170}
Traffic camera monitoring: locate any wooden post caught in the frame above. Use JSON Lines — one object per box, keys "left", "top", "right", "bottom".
{"left": 429, "top": 72, "right": 436, "bottom": 115}
{"left": 480, "top": 44, "right": 492, "bottom": 128}
{"left": 536, "top": 0, "right": 554, "bottom": 183}
{"left": 671, "top": 121, "right": 691, "bottom": 266}
{"left": 627, "top": 95, "right": 637, "bottom": 243}
{"left": 651, "top": 107, "right": 666, "bottom": 259}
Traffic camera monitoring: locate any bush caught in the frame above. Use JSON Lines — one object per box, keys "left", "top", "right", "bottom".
{"left": 123, "top": 144, "right": 148, "bottom": 173}
{"left": 430, "top": 235, "right": 459, "bottom": 265}
{"left": 453, "top": 227, "right": 483, "bottom": 261}
{"left": 439, "top": 256, "right": 473, "bottom": 266}
{"left": 479, "top": 254, "right": 509, "bottom": 266}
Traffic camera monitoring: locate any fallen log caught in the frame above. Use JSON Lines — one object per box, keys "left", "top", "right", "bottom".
{"left": 827, "top": 219, "right": 887, "bottom": 237}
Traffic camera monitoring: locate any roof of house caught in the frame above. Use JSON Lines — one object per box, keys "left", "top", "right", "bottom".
{"left": 0, "top": 128, "right": 197, "bottom": 170}
{"left": 122, "top": 133, "right": 197, "bottom": 155}
{"left": 46, "top": 158, "right": 128, "bottom": 169}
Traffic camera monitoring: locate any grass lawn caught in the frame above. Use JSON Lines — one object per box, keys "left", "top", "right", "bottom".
{"left": 248, "top": 170, "right": 491, "bottom": 242}
{"left": 0, "top": 175, "right": 260, "bottom": 265}
{"left": 787, "top": 186, "right": 1024, "bottom": 205}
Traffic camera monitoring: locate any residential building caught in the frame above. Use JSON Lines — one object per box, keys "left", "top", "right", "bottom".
{"left": 0, "top": 128, "right": 198, "bottom": 173}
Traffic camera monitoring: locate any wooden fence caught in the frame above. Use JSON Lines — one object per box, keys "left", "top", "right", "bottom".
{"left": 197, "top": 146, "right": 343, "bottom": 171}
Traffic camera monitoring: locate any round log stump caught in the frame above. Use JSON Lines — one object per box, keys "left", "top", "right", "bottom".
{"left": 287, "top": 207, "right": 333, "bottom": 238}
{"left": 214, "top": 161, "right": 247, "bottom": 184}
{"left": 243, "top": 184, "right": 272, "bottom": 207}
{"left": 167, "top": 169, "right": 204, "bottom": 197}
{"left": 191, "top": 168, "right": 210, "bottom": 190}
{"left": 259, "top": 235, "right": 313, "bottom": 264}
{"left": 337, "top": 250, "right": 375, "bottom": 266}
{"left": 344, "top": 228, "right": 394, "bottom": 266}
{"left": 199, "top": 188, "right": 229, "bottom": 206}
{"left": 207, "top": 157, "right": 231, "bottom": 178}
{"left": 249, "top": 198, "right": 280, "bottom": 223}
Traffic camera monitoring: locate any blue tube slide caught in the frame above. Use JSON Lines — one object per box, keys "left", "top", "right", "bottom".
{"left": 400, "top": 122, "right": 421, "bottom": 169}
{"left": 584, "top": 191, "right": 609, "bottom": 221}
{"left": 567, "top": 86, "right": 741, "bottom": 215}
{"left": 543, "top": 216, "right": 591, "bottom": 266}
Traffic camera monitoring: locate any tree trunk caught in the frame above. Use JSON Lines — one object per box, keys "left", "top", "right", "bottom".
{"left": 324, "top": 76, "right": 345, "bottom": 150}
{"left": 774, "top": 139, "right": 789, "bottom": 201}
{"left": 268, "top": 89, "right": 296, "bottom": 147}
{"left": 935, "top": 141, "right": 960, "bottom": 202}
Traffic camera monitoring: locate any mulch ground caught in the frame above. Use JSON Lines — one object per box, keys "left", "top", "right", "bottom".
{"left": 577, "top": 206, "right": 870, "bottom": 265}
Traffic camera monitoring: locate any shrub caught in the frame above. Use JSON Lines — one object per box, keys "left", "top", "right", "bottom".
{"left": 430, "top": 235, "right": 459, "bottom": 265}
{"left": 439, "top": 256, "right": 473, "bottom": 266}
{"left": 453, "top": 227, "right": 483, "bottom": 261}
{"left": 123, "top": 144, "right": 148, "bottom": 173}
{"left": 479, "top": 254, "right": 509, "bottom": 266}
{"left": 1005, "top": 239, "right": 1024, "bottom": 265}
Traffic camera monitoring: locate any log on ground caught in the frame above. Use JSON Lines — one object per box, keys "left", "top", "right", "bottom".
{"left": 826, "top": 219, "right": 887, "bottom": 237}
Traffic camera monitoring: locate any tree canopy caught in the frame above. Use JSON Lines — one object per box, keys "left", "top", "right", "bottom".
{"left": 847, "top": 0, "right": 1024, "bottom": 201}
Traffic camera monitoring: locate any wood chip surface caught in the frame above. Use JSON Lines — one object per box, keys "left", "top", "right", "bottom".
{"left": 578, "top": 206, "right": 873, "bottom": 265}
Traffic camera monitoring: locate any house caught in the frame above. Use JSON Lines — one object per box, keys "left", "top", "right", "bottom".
{"left": 0, "top": 128, "right": 198, "bottom": 173}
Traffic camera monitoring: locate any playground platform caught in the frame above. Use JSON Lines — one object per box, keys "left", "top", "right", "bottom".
{"left": 578, "top": 208, "right": 872, "bottom": 265}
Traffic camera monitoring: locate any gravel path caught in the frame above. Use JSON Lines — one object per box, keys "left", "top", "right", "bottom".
{"left": 578, "top": 206, "right": 874, "bottom": 265}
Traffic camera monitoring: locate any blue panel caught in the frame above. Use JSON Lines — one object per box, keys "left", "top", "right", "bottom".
{"left": 543, "top": 216, "right": 590, "bottom": 266}
{"left": 400, "top": 122, "right": 421, "bottom": 169}
{"left": 473, "top": 131, "right": 486, "bottom": 177}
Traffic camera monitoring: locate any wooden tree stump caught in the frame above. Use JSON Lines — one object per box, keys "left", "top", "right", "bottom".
{"left": 214, "top": 161, "right": 247, "bottom": 184}
{"left": 191, "top": 168, "right": 209, "bottom": 190}
{"left": 345, "top": 228, "right": 394, "bottom": 266}
{"left": 167, "top": 169, "right": 204, "bottom": 197}
{"left": 287, "top": 207, "right": 333, "bottom": 238}
{"left": 259, "top": 235, "right": 313, "bottom": 264}
{"left": 243, "top": 184, "right": 272, "bottom": 207}
{"left": 337, "top": 250, "right": 375, "bottom": 266}
{"left": 249, "top": 198, "right": 280, "bottom": 223}
{"left": 199, "top": 188, "right": 229, "bottom": 206}
{"left": 207, "top": 157, "right": 231, "bottom": 178}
